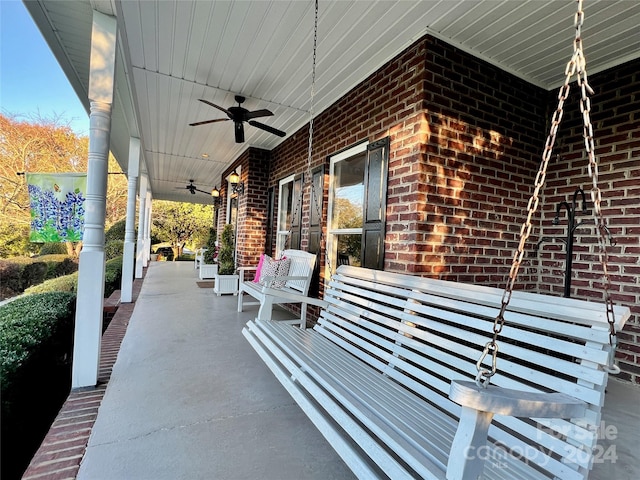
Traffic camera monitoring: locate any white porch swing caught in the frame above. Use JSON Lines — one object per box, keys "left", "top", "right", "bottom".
{"left": 243, "top": 2, "right": 631, "bottom": 478}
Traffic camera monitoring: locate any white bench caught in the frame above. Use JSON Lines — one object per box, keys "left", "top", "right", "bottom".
{"left": 237, "top": 249, "right": 316, "bottom": 328}
{"left": 194, "top": 248, "right": 207, "bottom": 269}
{"left": 243, "top": 265, "right": 630, "bottom": 480}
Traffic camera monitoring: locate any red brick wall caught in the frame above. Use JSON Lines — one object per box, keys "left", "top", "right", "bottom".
{"left": 388, "top": 37, "right": 546, "bottom": 288}
{"left": 230, "top": 35, "right": 639, "bottom": 383}
{"left": 538, "top": 59, "right": 640, "bottom": 384}
{"left": 270, "top": 39, "right": 430, "bottom": 273}
{"left": 219, "top": 148, "right": 271, "bottom": 272}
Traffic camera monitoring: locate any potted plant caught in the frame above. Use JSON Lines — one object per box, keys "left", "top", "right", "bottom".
{"left": 213, "top": 224, "right": 239, "bottom": 296}
{"left": 199, "top": 228, "right": 218, "bottom": 279}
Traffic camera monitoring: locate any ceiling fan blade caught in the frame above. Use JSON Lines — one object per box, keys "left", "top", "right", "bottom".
{"left": 194, "top": 188, "right": 211, "bottom": 195}
{"left": 189, "top": 118, "right": 229, "bottom": 127}
{"left": 235, "top": 122, "right": 245, "bottom": 143}
{"left": 245, "top": 109, "right": 273, "bottom": 120}
{"left": 248, "top": 120, "right": 286, "bottom": 137}
{"left": 198, "top": 99, "right": 232, "bottom": 117}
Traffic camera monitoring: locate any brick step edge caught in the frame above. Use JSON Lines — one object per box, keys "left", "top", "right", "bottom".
{"left": 21, "top": 278, "right": 142, "bottom": 480}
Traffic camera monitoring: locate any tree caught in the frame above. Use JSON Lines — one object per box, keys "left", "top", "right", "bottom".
{"left": 0, "top": 113, "right": 128, "bottom": 257}
{"left": 150, "top": 200, "right": 214, "bottom": 259}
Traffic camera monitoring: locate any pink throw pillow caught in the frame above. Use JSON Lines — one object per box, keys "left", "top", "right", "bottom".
{"left": 252, "top": 254, "right": 266, "bottom": 282}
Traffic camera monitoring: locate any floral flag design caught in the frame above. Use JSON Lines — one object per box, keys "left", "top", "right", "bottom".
{"left": 27, "top": 173, "right": 87, "bottom": 242}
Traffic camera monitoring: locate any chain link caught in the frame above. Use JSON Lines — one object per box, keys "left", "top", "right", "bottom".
{"left": 575, "top": 0, "right": 619, "bottom": 373}
{"left": 476, "top": 0, "right": 618, "bottom": 386}
{"left": 285, "top": 0, "right": 319, "bottom": 253}
{"left": 305, "top": 0, "right": 333, "bottom": 279}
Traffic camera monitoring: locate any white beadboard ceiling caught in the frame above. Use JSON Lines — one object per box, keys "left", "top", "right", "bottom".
{"left": 25, "top": 0, "right": 640, "bottom": 205}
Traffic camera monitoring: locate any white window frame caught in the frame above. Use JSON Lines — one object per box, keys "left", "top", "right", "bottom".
{"left": 275, "top": 173, "right": 295, "bottom": 257}
{"left": 327, "top": 141, "right": 368, "bottom": 277}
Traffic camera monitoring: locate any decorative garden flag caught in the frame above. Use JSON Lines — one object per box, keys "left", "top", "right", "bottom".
{"left": 27, "top": 173, "right": 87, "bottom": 242}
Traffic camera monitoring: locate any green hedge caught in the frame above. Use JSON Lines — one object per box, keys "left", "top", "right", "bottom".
{"left": 0, "top": 292, "right": 76, "bottom": 390}
{"left": 1, "top": 292, "right": 76, "bottom": 479}
{"left": 105, "top": 218, "right": 126, "bottom": 241}
{"left": 22, "top": 256, "right": 123, "bottom": 298}
{"left": 105, "top": 239, "right": 124, "bottom": 260}
{"left": 0, "top": 255, "right": 79, "bottom": 300}
{"left": 38, "top": 254, "right": 78, "bottom": 279}
{"left": 0, "top": 258, "right": 48, "bottom": 297}
{"left": 24, "top": 272, "right": 79, "bottom": 295}
{"left": 104, "top": 256, "right": 123, "bottom": 297}
{"left": 39, "top": 242, "right": 68, "bottom": 255}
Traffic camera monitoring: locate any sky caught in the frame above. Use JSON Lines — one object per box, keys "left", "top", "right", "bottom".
{"left": 1, "top": 0, "right": 89, "bottom": 136}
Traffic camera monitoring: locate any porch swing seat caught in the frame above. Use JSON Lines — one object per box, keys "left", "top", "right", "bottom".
{"left": 242, "top": 265, "right": 630, "bottom": 480}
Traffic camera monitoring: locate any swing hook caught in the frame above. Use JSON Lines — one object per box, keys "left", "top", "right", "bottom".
{"left": 475, "top": 341, "right": 499, "bottom": 388}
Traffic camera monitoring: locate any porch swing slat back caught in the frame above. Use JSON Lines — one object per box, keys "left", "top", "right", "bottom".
{"left": 243, "top": 265, "right": 630, "bottom": 480}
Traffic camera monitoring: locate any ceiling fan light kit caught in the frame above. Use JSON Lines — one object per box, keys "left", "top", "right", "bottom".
{"left": 189, "top": 95, "right": 286, "bottom": 143}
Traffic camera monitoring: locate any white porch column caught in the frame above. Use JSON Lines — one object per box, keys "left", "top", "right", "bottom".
{"left": 135, "top": 175, "right": 148, "bottom": 278}
{"left": 120, "top": 137, "right": 140, "bottom": 303}
{"left": 143, "top": 191, "right": 152, "bottom": 265}
{"left": 72, "top": 10, "right": 117, "bottom": 389}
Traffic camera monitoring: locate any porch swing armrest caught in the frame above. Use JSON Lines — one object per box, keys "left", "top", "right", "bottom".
{"left": 449, "top": 380, "right": 587, "bottom": 418}
{"left": 261, "top": 275, "right": 310, "bottom": 286}
{"left": 445, "top": 380, "right": 587, "bottom": 480}
{"left": 260, "top": 286, "right": 329, "bottom": 309}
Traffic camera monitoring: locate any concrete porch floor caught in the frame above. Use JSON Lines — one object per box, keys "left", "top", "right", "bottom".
{"left": 76, "top": 261, "right": 639, "bottom": 480}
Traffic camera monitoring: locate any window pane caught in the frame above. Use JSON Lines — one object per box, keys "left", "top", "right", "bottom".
{"left": 276, "top": 233, "right": 288, "bottom": 254}
{"left": 336, "top": 234, "right": 361, "bottom": 267}
{"left": 278, "top": 181, "right": 293, "bottom": 230}
{"left": 331, "top": 152, "right": 365, "bottom": 229}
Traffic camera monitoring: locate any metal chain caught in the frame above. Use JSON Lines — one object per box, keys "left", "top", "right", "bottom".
{"left": 284, "top": 0, "right": 318, "bottom": 252}
{"left": 476, "top": 0, "right": 618, "bottom": 386}
{"left": 306, "top": 0, "right": 317, "bottom": 186}
{"left": 575, "top": 5, "right": 620, "bottom": 374}
{"left": 305, "top": 0, "right": 332, "bottom": 278}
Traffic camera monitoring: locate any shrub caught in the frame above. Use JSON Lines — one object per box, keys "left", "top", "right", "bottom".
{"left": 0, "top": 257, "right": 48, "bottom": 295}
{"left": 105, "top": 239, "right": 124, "bottom": 260}
{"left": 104, "top": 256, "right": 123, "bottom": 297}
{"left": 0, "top": 292, "right": 76, "bottom": 390}
{"left": 105, "top": 218, "right": 127, "bottom": 242}
{"left": 39, "top": 242, "right": 68, "bottom": 255}
{"left": 1, "top": 292, "right": 76, "bottom": 479}
{"left": 20, "top": 256, "right": 122, "bottom": 297}
{"left": 37, "top": 254, "right": 78, "bottom": 279}
{"left": 217, "top": 225, "right": 235, "bottom": 275}
{"left": 0, "top": 223, "right": 38, "bottom": 258}
{"left": 203, "top": 228, "right": 217, "bottom": 264}
{"left": 24, "top": 272, "right": 79, "bottom": 295}
{"left": 0, "top": 260, "right": 22, "bottom": 299}
{"left": 22, "top": 261, "right": 48, "bottom": 288}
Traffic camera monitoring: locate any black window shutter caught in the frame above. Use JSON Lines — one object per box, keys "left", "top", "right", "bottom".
{"left": 289, "top": 175, "right": 303, "bottom": 250}
{"left": 308, "top": 166, "right": 324, "bottom": 255}
{"left": 307, "top": 166, "right": 324, "bottom": 297}
{"left": 361, "top": 137, "right": 389, "bottom": 270}
{"left": 265, "top": 187, "right": 274, "bottom": 254}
